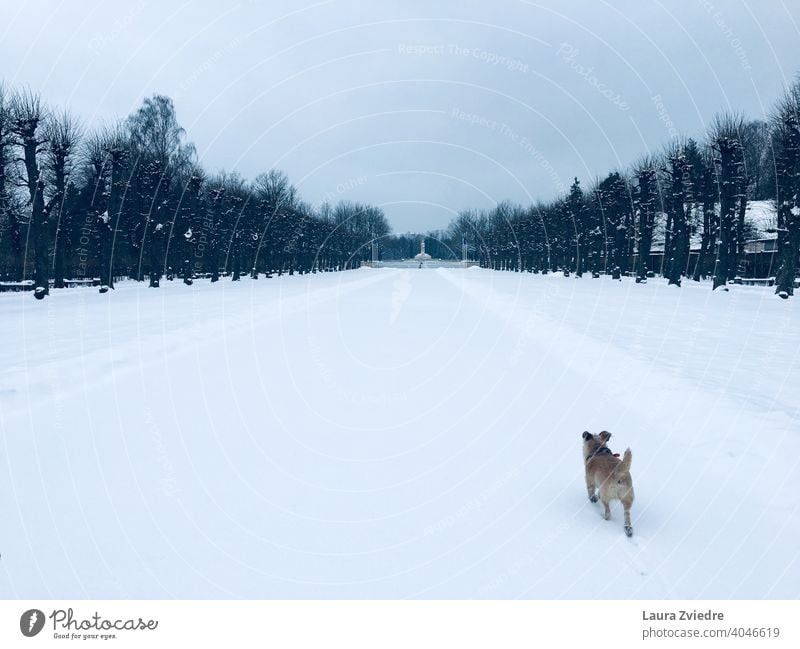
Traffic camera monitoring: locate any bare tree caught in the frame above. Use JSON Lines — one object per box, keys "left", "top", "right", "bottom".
{"left": 44, "top": 110, "right": 82, "bottom": 288}
{"left": 772, "top": 81, "right": 800, "bottom": 298}
{"left": 101, "top": 124, "right": 129, "bottom": 290}
{"left": 708, "top": 113, "right": 745, "bottom": 290}
{"left": 0, "top": 83, "right": 23, "bottom": 280}
{"left": 632, "top": 157, "right": 658, "bottom": 283}
{"left": 594, "top": 171, "right": 631, "bottom": 279}
{"left": 172, "top": 163, "right": 204, "bottom": 285}
{"left": 564, "top": 178, "right": 588, "bottom": 276}
{"left": 127, "top": 95, "right": 195, "bottom": 287}
{"left": 740, "top": 120, "right": 773, "bottom": 201}
{"left": 691, "top": 147, "right": 717, "bottom": 282}
{"left": 662, "top": 140, "right": 691, "bottom": 286}
{"left": 11, "top": 89, "right": 51, "bottom": 298}
{"left": 253, "top": 169, "right": 297, "bottom": 275}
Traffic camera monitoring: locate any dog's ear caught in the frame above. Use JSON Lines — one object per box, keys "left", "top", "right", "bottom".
{"left": 582, "top": 431, "right": 592, "bottom": 441}
{"left": 599, "top": 431, "right": 612, "bottom": 441}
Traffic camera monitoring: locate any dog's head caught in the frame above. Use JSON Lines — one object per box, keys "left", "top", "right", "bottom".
{"left": 582, "top": 430, "right": 611, "bottom": 459}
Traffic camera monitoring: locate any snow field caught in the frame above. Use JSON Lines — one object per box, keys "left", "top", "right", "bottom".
{"left": 0, "top": 268, "right": 797, "bottom": 598}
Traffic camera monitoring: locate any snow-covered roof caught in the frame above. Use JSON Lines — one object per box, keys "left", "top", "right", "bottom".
{"left": 744, "top": 200, "right": 778, "bottom": 237}
{"left": 649, "top": 200, "right": 777, "bottom": 253}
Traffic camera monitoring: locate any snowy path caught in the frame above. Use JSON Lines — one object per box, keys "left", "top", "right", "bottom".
{"left": 1, "top": 269, "right": 798, "bottom": 598}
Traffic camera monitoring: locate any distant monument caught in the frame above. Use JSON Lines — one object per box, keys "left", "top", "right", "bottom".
{"left": 360, "top": 236, "right": 478, "bottom": 268}
{"left": 414, "top": 239, "right": 432, "bottom": 262}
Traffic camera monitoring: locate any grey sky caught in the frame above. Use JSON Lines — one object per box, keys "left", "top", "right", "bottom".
{"left": 2, "top": 0, "right": 797, "bottom": 232}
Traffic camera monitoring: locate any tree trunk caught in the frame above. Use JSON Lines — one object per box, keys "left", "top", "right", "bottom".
{"left": 98, "top": 212, "right": 113, "bottom": 289}
{"left": 31, "top": 179, "right": 49, "bottom": 297}
{"left": 18, "top": 127, "right": 49, "bottom": 296}
{"left": 666, "top": 159, "right": 688, "bottom": 287}
{"left": 149, "top": 223, "right": 162, "bottom": 288}
{"left": 692, "top": 169, "right": 715, "bottom": 281}
{"left": 104, "top": 151, "right": 127, "bottom": 290}
{"left": 183, "top": 257, "right": 193, "bottom": 285}
{"left": 232, "top": 235, "right": 241, "bottom": 281}
{"left": 713, "top": 145, "right": 736, "bottom": 290}
{"left": 635, "top": 211, "right": 652, "bottom": 282}
{"left": 635, "top": 169, "right": 656, "bottom": 283}
{"left": 53, "top": 229, "right": 66, "bottom": 288}
{"left": 774, "top": 203, "right": 799, "bottom": 298}
{"left": 663, "top": 211, "right": 673, "bottom": 278}
{"left": 734, "top": 174, "right": 748, "bottom": 281}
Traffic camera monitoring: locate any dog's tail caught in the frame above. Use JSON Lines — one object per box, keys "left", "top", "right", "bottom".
{"left": 614, "top": 448, "right": 632, "bottom": 476}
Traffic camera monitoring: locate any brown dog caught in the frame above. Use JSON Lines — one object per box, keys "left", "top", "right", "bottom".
{"left": 582, "top": 431, "right": 634, "bottom": 537}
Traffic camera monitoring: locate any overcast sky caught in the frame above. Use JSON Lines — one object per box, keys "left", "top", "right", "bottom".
{"left": 2, "top": 0, "right": 797, "bottom": 232}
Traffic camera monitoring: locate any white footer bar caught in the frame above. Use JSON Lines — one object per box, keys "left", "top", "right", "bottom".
{"left": 1, "top": 600, "right": 795, "bottom": 648}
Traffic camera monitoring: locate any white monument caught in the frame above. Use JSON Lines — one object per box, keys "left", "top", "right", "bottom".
{"left": 414, "top": 239, "right": 432, "bottom": 262}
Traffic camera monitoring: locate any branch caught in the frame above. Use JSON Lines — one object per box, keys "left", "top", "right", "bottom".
{"left": 44, "top": 191, "right": 62, "bottom": 215}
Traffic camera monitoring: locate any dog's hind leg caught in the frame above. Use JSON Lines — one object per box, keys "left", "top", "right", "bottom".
{"left": 622, "top": 495, "right": 633, "bottom": 537}
{"left": 602, "top": 499, "right": 611, "bottom": 520}
{"left": 585, "top": 474, "right": 597, "bottom": 503}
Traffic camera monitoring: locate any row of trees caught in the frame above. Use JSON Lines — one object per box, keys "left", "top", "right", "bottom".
{"left": 2, "top": 78, "right": 798, "bottom": 299}
{"left": 381, "top": 231, "right": 456, "bottom": 260}
{"left": 0, "top": 86, "right": 390, "bottom": 298}
{"left": 431, "top": 80, "right": 800, "bottom": 298}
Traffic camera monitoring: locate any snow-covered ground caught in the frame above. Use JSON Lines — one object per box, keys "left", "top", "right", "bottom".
{"left": 1, "top": 269, "right": 798, "bottom": 599}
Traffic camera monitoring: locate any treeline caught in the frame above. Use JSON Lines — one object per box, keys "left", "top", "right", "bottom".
{"left": 382, "top": 231, "right": 458, "bottom": 260}
{"left": 438, "top": 80, "right": 800, "bottom": 298}
{"left": 0, "top": 86, "right": 390, "bottom": 298}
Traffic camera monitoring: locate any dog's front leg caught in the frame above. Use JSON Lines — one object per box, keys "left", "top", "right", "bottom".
{"left": 602, "top": 500, "right": 611, "bottom": 520}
